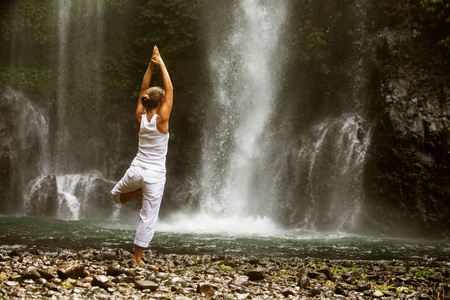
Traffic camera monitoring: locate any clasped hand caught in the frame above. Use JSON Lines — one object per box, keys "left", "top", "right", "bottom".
{"left": 151, "top": 45, "right": 163, "bottom": 65}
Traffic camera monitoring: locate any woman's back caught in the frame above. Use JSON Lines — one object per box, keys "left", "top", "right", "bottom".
{"left": 132, "top": 114, "right": 169, "bottom": 172}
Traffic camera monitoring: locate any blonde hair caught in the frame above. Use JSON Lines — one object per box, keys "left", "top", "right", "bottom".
{"left": 141, "top": 87, "right": 165, "bottom": 111}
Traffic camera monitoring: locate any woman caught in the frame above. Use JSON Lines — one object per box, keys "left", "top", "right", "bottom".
{"left": 111, "top": 46, "right": 173, "bottom": 265}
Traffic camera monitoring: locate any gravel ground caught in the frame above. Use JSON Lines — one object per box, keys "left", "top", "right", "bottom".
{"left": 0, "top": 246, "right": 449, "bottom": 299}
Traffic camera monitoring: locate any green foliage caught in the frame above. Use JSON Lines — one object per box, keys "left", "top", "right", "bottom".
{"left": 300, "top": 20, "right": 328, "bottom": 50}
{"left": 0, "top": 64, "right": 58, "bottom": 100}
{"left": 307, "top": 30, "right": 328, "bottom": 50}
{"left": 414, "top": 266, "right": 436, "bottom": 278}
{"left": 0, "top": 0, "right": 56, "bottom": 44}
{"left": 273, "top": 269, "right": 291, "bottom": 279}
{"left": 331, "top": 265, "right": 360, "bottom": 275}
{"left": 61, "top": 281, "right": 73, "bottom": 288}
{"left": 219, "top": 264, "right": 231, "bottom": 270}
{"left": 0, "top": 0, "right": 204, "bottom": 113}
{"left": 419, "top": 0, "right": 450, "bottom": 54}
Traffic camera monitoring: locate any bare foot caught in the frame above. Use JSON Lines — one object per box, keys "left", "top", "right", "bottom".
{"left": 133, "top": 259, "right": 146, "bottom": 266}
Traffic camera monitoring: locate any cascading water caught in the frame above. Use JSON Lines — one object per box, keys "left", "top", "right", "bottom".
{"left": 204, "top": 0, "right": 287, "bottom": 216}
{"left": 1, "top": 88, "right": 51, "bottom": 213}
{"left": 55, "top": 0, "right": 105, "bottom": 174}
{"left": 0, "top": 1, "right": 121, "bottom": 220}
{"left": 2, "top": 0, "right": 374, "bottom": 235}
{"left": 159, "top": 0, "right": 288, "bottom": 234}
{"left": 163, "top": 0, "right": 373, "bottom": 235}
{"left": 49, "top": 1, "right": 112, "bottom": 220}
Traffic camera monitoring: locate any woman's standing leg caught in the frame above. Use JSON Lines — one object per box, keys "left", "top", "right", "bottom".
{"left": 133, "top": 170, "right": 166, "bottom": 264}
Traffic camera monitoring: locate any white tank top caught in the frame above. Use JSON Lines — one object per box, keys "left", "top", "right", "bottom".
{"left": 131, "top": 114, "right": 169, "bottom": 172}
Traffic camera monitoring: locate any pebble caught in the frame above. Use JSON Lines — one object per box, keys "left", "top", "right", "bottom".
{"left": 0, "top": 246, "right": 448, "bottom": 299}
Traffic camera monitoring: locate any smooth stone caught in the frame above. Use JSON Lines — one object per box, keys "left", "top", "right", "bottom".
{"left": 135, "top": 280, "right": 158, "bottom": 291}
{"left": 244, "top": 269, "right": 266, "bottom": 281}
{"left": 297, "top": 275, "right": 310, "bottom": 288}
{"left": 196, "top": 282, "right": 215, "bottom": 297}
{"left": 56, "top": 264, "right": 87, "bottom": 279}
{"left": 92, "top": 275, "right": 113, "bottom": 289}
{"left": 6, "top": 281, "right": 19, "bottom": 287}
{"left": 373, "top": 290, "right": 384, "bottom": 298}
{"left": 22, "top": 266, "right": 41, "bottom": 280}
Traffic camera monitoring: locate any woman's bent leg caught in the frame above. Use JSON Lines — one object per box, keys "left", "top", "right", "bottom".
{"left": 118, "top": 189, "right": 143, "bottom": 205}
{"left": 111, "top": 167, "right": 142, "bottom": 205}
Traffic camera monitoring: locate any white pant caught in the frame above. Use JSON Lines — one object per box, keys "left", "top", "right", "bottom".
{"left": 111, "top": 165, "right": 166, "bottom": 248}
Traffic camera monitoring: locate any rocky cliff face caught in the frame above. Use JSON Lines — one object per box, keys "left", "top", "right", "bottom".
{"left": 362, "top": 0, "right": 450, "bottom": 238}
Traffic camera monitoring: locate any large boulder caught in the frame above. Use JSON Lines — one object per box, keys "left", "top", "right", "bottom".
{"left": 25, "top": 175, "right": 58, "bottom": 217}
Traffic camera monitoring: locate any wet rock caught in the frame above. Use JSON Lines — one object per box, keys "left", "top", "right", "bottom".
{"left": 95, "top": 252, "right": 116, "bottom": 261}
{"left": 10, "top": 248, "right": 25, "bottom": 257}
{"left": 5, "top": 280, "right": 19, "bottom": 287}
{"left": 9, "top": 273, "right": 22, "bottom": 282}
{"left": 309, "top": 287, "right": 321, "bottom": 296}
{"left": 106, "top": 265, "right": 134, "bottom": 277}
{"left": 428, "top": 274, "right": 445, "bottom": 282}
{"left": 373, "top": 290, "right": 384, "bottom": 298}
{"left": 334, "top": 285, "right": 347, "bottom": 296}
{"left": 22, "top": 267, "right": 41, "bottom": 280}
{"left": 26, "top": 175, "right": 58, "bottom": 218}
{"left": 169, "top": 277, "right": 186, "bottom": 286}
{"left": 92, "top": 275, "right": 113, "bottom": 289}
{"left": 56, "top": 251, "right": 74, "bottom": 260}
{"left": 56, "top": 264, "right": 87, "bottom": 279}
{"left": 357, "top": 281, "right": 370, "bottom": 291}
{"left": 297, "top": 274, "right": 310, "bottom": 288}
{"left": 307, "top": 271, "right": 322, "bottom": 279}
{"left": 324, "top": 290, "right": 334, "bottom": 298}
{"left": 231, "top": 275, "right": 248, "bottom": 286}
{"left": 282, "top": 289, "right": 295, "bottom": 297}
{"left": 317, "top": 267, "right": 332, "bottom": 279}
{"left": 155, "top": 272, "right": 169, "bottom": 279}
{"left": 135, "top": 280, "right": 158, "bottom": 291}
{"left": 196, "top": 282, "right": 215, "bottom": 296}
{"left": 244, "top": 269, "right": 265, "bottom": 281}
{"left": 37, "top": 269, "right": 55, "bottom": 280}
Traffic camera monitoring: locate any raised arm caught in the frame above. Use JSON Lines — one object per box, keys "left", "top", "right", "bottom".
{"left": 135, "top": 47, "right": 157, "bottom": 127}
{"left": 152, "top": 47, "right": 173, "bottom": 133}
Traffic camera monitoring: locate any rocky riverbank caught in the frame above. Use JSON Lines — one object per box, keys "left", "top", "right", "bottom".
{"left": 0, "top": 246, "right": 449, "bottom": 299}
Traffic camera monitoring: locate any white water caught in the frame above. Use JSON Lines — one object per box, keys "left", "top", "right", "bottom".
{"left": 200, "top": 0, "right": 287, "bottom": 218}
{"left": 299, "top": 115, "right": 371, "bottom": 231}
{"left": 55, "top": 0, "right": 105, "bottom": 173}
{"left": 6, "top": 1, "right": 375, "bottom": 233}
{"left": 55, "top": 172, "right": 116, "bottom": 220}
{"left": 157, "top": 213, "right": 281, "bottom": 236}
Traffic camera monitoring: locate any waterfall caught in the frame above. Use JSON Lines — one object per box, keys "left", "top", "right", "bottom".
{"left": 162, "top": 0, "right": 373, "bottom": 235}
{"left": 2, "top": 0, "right": 375, "bottom": 233}
{"left": 55, "top": 0, "right": 105, "bottom": 174}
{"left": 1, "top": 89, "right": 51, "bottom": 211}
{"left": 200, "top": 0, "right": 287, "bottom": 217}
{"left": 1, "top": 1, "right": 121, "bottom": 220}
{"left": 55, "top": 172, "right": 116, "bottom": 220}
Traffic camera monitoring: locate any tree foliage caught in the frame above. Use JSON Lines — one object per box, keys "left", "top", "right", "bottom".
{"left": 419, "top": 0, "right": 450, "bottom": 54}
{"left": 0, "top": 0, "right": 204, "bottom": 112}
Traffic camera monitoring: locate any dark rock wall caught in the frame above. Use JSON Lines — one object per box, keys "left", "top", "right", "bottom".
{"left": 363, "top": 0, "right": 450, "bottom": 238}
